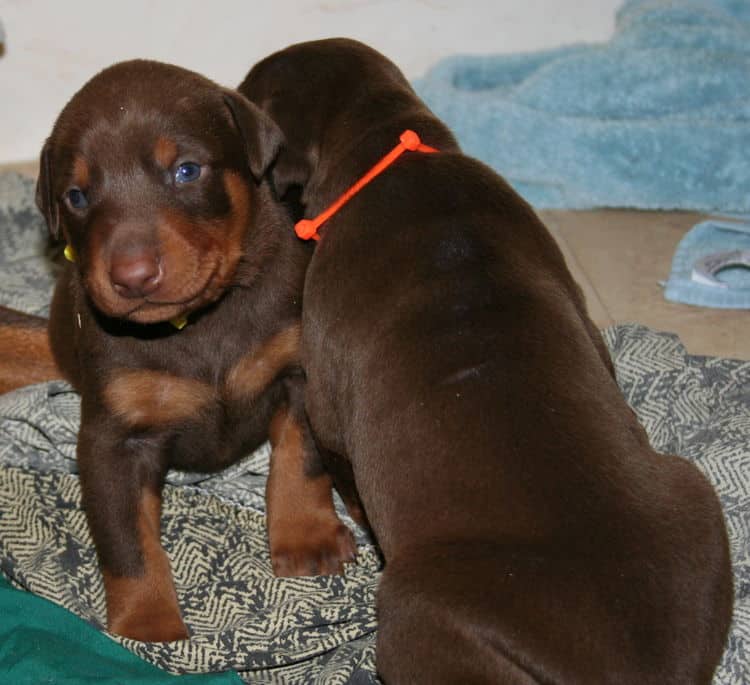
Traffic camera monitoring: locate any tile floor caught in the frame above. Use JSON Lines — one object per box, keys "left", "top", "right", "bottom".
{"left": 4, "top": 161, "right": 747, "bottom": 361}
{"left": 542, "top": 209, "right": 749, "bottom": 361}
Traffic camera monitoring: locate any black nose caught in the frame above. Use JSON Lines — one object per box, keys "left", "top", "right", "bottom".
{"left": 110, "top": 251, "right": 162, "bottom": 298}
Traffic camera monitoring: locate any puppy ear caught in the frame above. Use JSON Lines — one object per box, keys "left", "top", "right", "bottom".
{"left": 223, "top": 91, "right": 285, "bottom": 182}
{"left": 269, "top": 144, "right": 311, "bottom": 201}
{"left": 35, "top": 140, "right": 61, "bottom": 240}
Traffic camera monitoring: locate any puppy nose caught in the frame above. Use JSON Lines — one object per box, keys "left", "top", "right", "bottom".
{"left": 110, "top": 251, "right": 162, "bottom": 298}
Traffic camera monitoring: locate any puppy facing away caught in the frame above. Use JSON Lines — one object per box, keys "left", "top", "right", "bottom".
{"left": 35, "top": 60, "right": 355, "bottom": 642}
{"left": 240, "top": 39, "right": 733, "bottom": 683}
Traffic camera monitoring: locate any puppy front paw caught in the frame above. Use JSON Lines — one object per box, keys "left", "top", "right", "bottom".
{"left": 104, "top": 567, "right": 189, "bottom": 642}
{"left": 270, "top": 515, "right": 357, "bottom": 577}
{"left": 110, "top": 607, "right": 189, "bottom": 643}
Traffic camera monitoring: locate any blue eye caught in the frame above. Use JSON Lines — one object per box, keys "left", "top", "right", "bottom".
{"left": 67, "top": 187, "right": 89, "bottom": 210}
{"left": 174, "top": 162, "right": 201, "bottom": 184}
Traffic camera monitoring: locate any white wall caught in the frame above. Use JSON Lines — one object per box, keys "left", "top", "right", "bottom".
{"left": 0, "top": 0, "right": 622, "bottom": 163}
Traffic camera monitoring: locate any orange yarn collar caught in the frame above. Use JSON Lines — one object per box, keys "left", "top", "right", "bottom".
{"left": 294, "top": 129, "right": 437, "bottom": 242}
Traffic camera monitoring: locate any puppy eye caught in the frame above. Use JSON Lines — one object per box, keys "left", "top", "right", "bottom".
{"left": 174, "top": 162, "right": 202, "bottom": 184}
{"left": 66, "top": 187, "right": 89, "bottom": 210}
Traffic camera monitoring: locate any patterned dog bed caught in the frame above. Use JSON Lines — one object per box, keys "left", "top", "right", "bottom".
{"left": 0, "top": 172, "right": 747, "bottom": 682}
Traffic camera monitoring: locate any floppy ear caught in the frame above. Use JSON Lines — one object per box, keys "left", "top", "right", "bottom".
{"left": 268, "top": 143, "right": 312, "bottom": 201}
{"left": 223, "top": 91, "right": 285, "bottom": 183}
{"left": 36, "top": 139, "right": 61, "bottom": 240}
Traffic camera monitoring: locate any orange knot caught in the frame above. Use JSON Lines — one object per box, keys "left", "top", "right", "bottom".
{"left": 399, "top": 129, "right": 421, "bottom": 150}
{"left": 294, "top": 218, "right": 320, "bottom": 241}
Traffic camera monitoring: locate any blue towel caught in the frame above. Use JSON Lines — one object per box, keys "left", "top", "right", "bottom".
{"left": 413, "top": 0, "right": 750, "bottom": 212}
{"left": 664, "top": 217, "right": 750, "bottom": 308}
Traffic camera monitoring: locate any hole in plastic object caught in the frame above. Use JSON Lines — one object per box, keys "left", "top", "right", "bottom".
{"left": 691, "top": 250, "right": 750, "bottom": 289}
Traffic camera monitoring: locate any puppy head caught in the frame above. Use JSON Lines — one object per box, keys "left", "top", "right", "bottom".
{"left": 36, "top": 59, "right": 283, "bottom": 325}
{"left": 239, "top": 38, "right": 416, "bottom": 198}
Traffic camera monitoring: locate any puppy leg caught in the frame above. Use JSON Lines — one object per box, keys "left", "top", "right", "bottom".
{"left": 320, "top": 447, "right": 370, "bottom": 531}
{"left": 266, "top": 383, "right": 356, "bottom": 576}
{"left": 77, "top": 414, "right": 188, "bottom": 642}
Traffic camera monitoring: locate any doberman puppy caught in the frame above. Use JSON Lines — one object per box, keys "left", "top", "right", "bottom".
{"left": 35, "top": 60, "right": 355, "bottom": 642}
{"left": 240, "top": 39, "right": 733, "bottom": 683}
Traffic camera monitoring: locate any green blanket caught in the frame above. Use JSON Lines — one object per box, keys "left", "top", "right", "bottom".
{"left": 0, "top": 574, "right": 240, "bottom": 684}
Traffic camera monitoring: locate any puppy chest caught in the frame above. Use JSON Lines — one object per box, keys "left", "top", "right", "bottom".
{"left": 101, "top": 324, "right": 300, "bottom": 430}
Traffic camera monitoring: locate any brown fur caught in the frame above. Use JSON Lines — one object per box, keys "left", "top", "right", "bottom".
{"left": 226, "top": 324, "right": 301, "bottom": 400}
{"left": 103, "top": 489, "right": 186, "bottom": 641}
{"left": 104, "top": 369, "right": 216, "bottom": 429}
{"left": 72, "top": 156, "right": 90, "bottom": 190}
{"left": 37, "top": 59, "right": 354, "bottom": 642}
{"left": 241, "top": 39, "right": 733, "bottom": 683}
{"left": 266, "top": 402, "right": 357, "bottom": 576}
{"left": 153, "top": 137, "right": 179, "bottom": 169}
{"left": 0, "top": 306, "right": 60, "bottom": 393}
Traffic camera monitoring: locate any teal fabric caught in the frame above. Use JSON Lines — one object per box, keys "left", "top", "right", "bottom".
{"left": 0, "top": 574, "right": 242, "bottom": 685}
{"left": 414, "top": 0, "right": 750, "bottom": 211}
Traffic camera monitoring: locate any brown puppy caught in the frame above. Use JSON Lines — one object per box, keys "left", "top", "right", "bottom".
{"left": 36, "top": 60, "right": 355, "bottom": 642}
{"left": 240, "top": 39, "right": 733, "bottom": 683}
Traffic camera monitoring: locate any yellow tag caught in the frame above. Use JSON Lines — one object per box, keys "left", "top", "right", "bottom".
{"left": 169, "top": 316, "right": 188, "bottom": 330}
{"left": 64, "top": 244, "right": 77, "bottom": 262}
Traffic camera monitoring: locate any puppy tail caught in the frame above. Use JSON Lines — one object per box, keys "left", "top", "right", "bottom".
{"left": 0, "top": 305, "right": 60, "bottom": 393}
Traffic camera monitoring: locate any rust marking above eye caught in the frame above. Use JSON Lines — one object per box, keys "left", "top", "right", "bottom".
{"left": 225, "top": 324, "right": 301, "bottom": 401}
{"left": 72, "top": 155, "right": 90, "bottom": 189}
{"left": 104, "top": 368, "right": 216, "bottom": 428}
{"left": 154, "top": 136, "right": 179, "bottom": 169}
